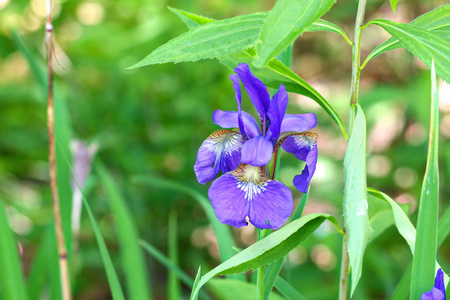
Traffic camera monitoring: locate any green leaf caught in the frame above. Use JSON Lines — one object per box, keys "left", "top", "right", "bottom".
{"left": 190, "top": 214, "right": 341, "bottom": 299}
{"left": 274, "top": 277, "right": 307, "bottom": 300}
{"left": 133, "top": 176, "right": 238, "bottom": 264}
{"left": 368, "top": 19, "right": 450, "bottom": 82}
{"left": 130, "top": 12, "right": 266, "bottom": 68}
{"left": 219, "top": 49, "right": 348, "bottom": 139}
{"left": 167, "top": 8, "right": 348, "bottom": 138}
{"left": 139, "top": 240, "right": 212, "bottom": 300}
{"left": 305, "top": 19, "right": 352, "bottom": 45}
{"left": 27, "top": 227, "right": 52, "bottom": 300}
{"left": 390, "top": 0, "right": 399, "bottom": 13}
{"left": 410, "top": 61, "right": 440, "bottom": 299}
{"left": 96, "top": 163, "right": 152, "bottom": 300}
{"left": 168, "top": 7, "right": 214, "bottom": 29}
{"left": 254, "top": 0, "right": 336, "bottom": 67}
{"left": 0, "top": 195, "right": 28, "bottom": 300}
{"left": 369, "top": 209, "right": 396, "bottom": 241}
{"left": 367, "top": 188, "right": 449, "bottom": 288}
{"left": 343, "top": 104, "right": 372, "bottom": 295}
{"left": 362, "top": 5, "right": 450, "bottom": 69}
{"left": 208, "top": 279, "right": 285, "bottom": 300}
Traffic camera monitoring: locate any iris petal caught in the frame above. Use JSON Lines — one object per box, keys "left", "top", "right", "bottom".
{"left": 420, "top": 288, "right": 445, "bottom": 300}
{"left": 194, "top": 129, "right": 243, "bottom": 184}
{"left": 212, "top": 110, "right": 260, "bottom": 138}
{"left": 280, "top": 113, "right": 317, "bottom": 133}
{"left": 241, "top": 135, "right": 273, "bottom": 167}
{"left": 229, "top": 74, "right": 247, "bottom": 138}
{"left": 208, "top": 164, "right": 293, "bottom": 229}
{"left": 282, "top": 133, "right": 318, "bottom": 193}
{"left": 234, "top": 63, "right": 271, "bottom": 129}
{"left": 267, "top": 84, "right": 288, "bottom": 143}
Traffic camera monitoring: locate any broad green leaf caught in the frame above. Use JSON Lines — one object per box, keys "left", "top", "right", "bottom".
{"left": 96, "top": 163, "right": 152, "bottom": 300}
{"left": 254, "top": 0, "right": 336, "bottom": 67}
{"left": 274, "top": 277, "right": 307, "bottom": 300}
{"left": 368, "top": 19, "right": 450, "bottom": 82}
{"left": 343, "top": 104, "right": 372, "bottom": 295}
{"left": 362, "top": 5, "right": 450, "bottom": 69}
{"left": 410, "top": 61, "right": 440, "bottom": 299}
{"left": 390, "top": 0, "right": 399, "bottom": 13}
{"left": 140, "top": 240, "right": 212, "bottom": 300}
{"left": 208, "top": 279, "right": 284, "bottom": 300}
{"left": 167, "top": 8, "right": 348, "bottom": 138}
{"left": 190, "top": 214, "right": 341, "bottom": 299}
{"left": 0, "top": 195, "right": 28, "bottom": 300}
{"left": 367, "top": 188, "right": 449, "bottom": 287}
{"left": 133, "top": 176, "right": 238, "bottom": 264}
{"left": 168, "top": 211, "right": 181, "bottom": 300}
{"left": 219, "top": 49, "right": 348, "bottom": 139}
{"left": 130, "top": 13, "right": 266, "bottom": 68}
{"left": 170, "top": 7, "right": 352, "bottom": 45}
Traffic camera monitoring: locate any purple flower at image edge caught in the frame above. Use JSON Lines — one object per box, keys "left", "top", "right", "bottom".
{"left": 421, "top": 269, "right": 447, "bottom": 300}
{"left": 194, "top": 63, "right": 318, "bottom": 230}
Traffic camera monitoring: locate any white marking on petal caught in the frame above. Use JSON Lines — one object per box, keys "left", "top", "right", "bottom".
{"left": 232, "top": 165, "right": 268, "bottom": 202}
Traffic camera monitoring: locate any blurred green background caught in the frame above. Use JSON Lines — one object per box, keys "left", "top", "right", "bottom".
{"left": 0, "top": 0, "right": 448, "bottom": 299}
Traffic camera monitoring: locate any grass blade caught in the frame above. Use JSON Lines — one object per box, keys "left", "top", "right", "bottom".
{"left": 410, "top": 62, "right": 440, "bottom": 299}
{"left": 133, "top": 176, "right": 237, "bottom": 263}
{"left": 274, "top": 277, "right": 307, "bottom": 300}
{"left": 139, "top": 240, "right": 212, "bottom": 300}
{"left": 0, "top": 195, "right": 28, "bottom": 300}
{"left": 168, "top": 210, "right": 181, "bottom": 300}
{"left": 96, "top": 162, "right": 151, "bottom": 300}
{"left": 208, "top": 279, "right": 285, "bottom": 300}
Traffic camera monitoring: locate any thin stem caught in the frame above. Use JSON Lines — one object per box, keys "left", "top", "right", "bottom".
{"left": 256, "top": 229, "right": 269, "bottom": 300}
{"left": 340, "top": 0, "right": 367, "bottom": 298}
{"left": 339, "top": 231, "right": 349, "bottom": 300}
{"left": 46, "top": 1, "right": 72, "bottom": 299}
{"left": 349, "top": 0, "right": 367, "bottom": 106}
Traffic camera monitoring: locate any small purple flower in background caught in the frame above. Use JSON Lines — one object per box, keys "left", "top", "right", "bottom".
{"left": 194, "top": 63, "right": 318, "bottom": 230}
{"left": 421, "top": 268, "right": 447, "bottom": 300}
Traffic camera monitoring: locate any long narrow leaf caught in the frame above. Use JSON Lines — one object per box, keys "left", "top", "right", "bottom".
{"left": 368, "top": 19, "right": 450, "bottom": 82}
{"left": 254, "top": 0, "right": 336, "bottom": 67}
{"left": 343, "top": 104, "right": 372, "bottom": 295}
{"left": 362, "top": 4, "right": 450, "bottom": 69}
{"left": 168, "top": 211, "right": 181, "bottom": 300}
{"left": 0, "top": 195, "right": 28, "bottom": 300}
{"left": 208, "top": 279, "right": 285, "bottom": 300}
{"left": 274, "top": 277, "right": 307, "bottom": 300}
{"left": 410, "top": 62, "right": 440, "bottom": 299}
{"left": 96, "top": 163, "right": 152, "bottom": 300}
{"left": 367, "top": 188, "right": 448, "bottom": 286}
{"left": 190, "top": 214, "right": 341, "bottom": 299}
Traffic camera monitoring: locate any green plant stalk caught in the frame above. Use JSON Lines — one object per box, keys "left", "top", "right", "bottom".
{"left": 256, "top": 229, "right": 270, "bottom": 300}
{"left": 340, "top": 0, "right": 367, "bottom": 298}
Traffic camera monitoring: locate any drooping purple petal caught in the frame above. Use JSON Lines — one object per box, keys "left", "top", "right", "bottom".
{"left": 241, "top": 135, "right": 273, "bottom": 167}
{"left": 267, "top": 84, "right": 288, "bottom": 144}
{"left": 212, "top": 110, "right": 260, "bottom": 138}
{"left": 194, "top": 129, "right": 243, "bottom": 184}
{"left": 248, "top": 179, "right": 293, "bottom": 229}
{"left": 421, "top": 288, "right": 445, "bottom": 300}
{"left": 280, "top": 113, "right": 317, "bottom": 133}
{"left": 234, "top": 63, "right": 270, "bottom": 132}
{"left": 208, "top": 172, "right": 250, "bottom": 228}
{"left": 282, "top": 134, "right": 318, "bottom": 193}
{"left": 229, "top": 74, "right": 247, "bottom": 138}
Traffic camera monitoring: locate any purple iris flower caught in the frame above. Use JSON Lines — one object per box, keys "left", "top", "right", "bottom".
{"left": 194, "top": 63, "right": 318, "bottom": 230}
{"left": 421, "top": 269, "right": 446, "bottom": 300}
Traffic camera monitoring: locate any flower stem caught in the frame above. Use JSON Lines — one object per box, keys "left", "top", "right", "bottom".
{"left": 340, "top": 0, "right": 367, "bottom": 299}
{"left": 256, "top": 229, "right": 270, "bottom": 300}
{"left": 46, "top": 1, "right": 72, "bottom": 299}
